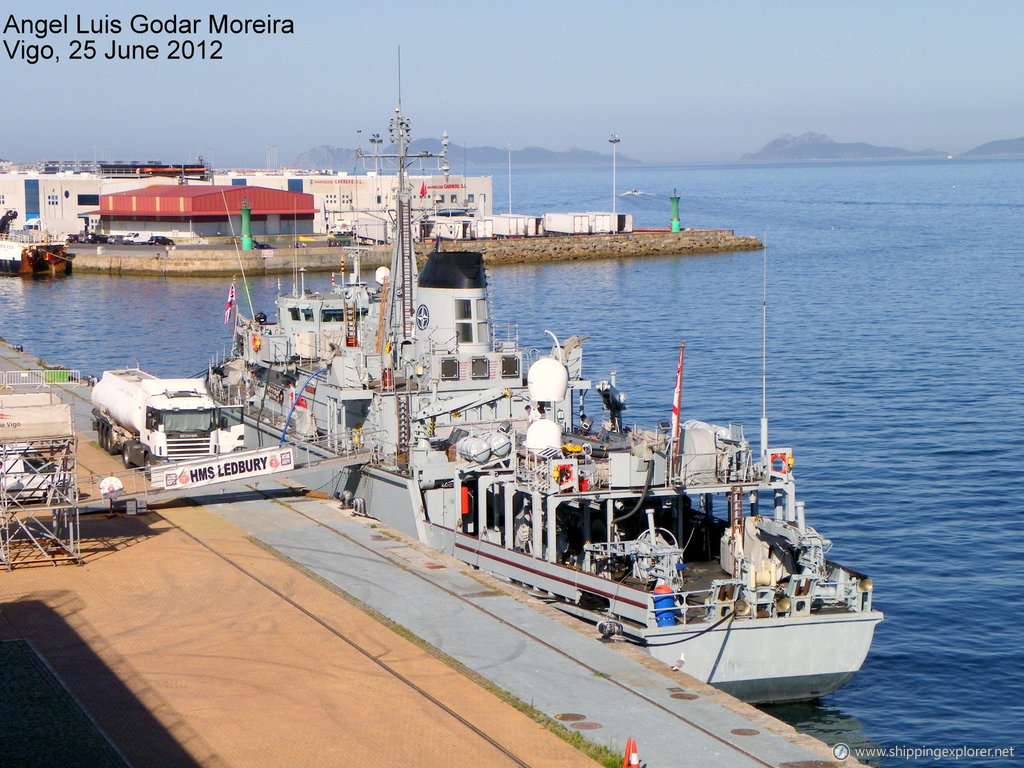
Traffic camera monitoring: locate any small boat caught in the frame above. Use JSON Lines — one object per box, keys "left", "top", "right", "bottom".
{"left": 0, "top": 211, "right": 73, "bottom": 276}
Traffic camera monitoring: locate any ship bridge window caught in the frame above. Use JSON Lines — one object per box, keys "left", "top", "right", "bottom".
{"left": 455, "top": 298, "right": 489, "bottom": 345}
{"left": 302, "top": 308, "right": 314, "bottom": 321}
{"left": 322, "top": 309, "right": 346, "bottom": 322}
{"left": 471, "top": 357, "right": 490, "bottom": 379}
{"left": 440, "top": 357, "right": 459, "bottom": 380}
{"left": 288, "top": 307, "right": 300, "bottom": 321}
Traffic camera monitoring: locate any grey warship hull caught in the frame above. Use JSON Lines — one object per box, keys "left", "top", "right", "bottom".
{"left": 209, "top": 104, "right": 881, "bottom": 704}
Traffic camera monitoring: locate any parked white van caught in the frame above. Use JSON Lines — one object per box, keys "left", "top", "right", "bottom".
{"left": 122, "top": 231, "right": 153, "bottom": 244}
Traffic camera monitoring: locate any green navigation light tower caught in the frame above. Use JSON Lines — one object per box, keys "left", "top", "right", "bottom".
{"left": 670, "top": 188, "right": 681, "bottom": 233}
{"left": 240, "top": 197, "right": 253, "bottom": 250}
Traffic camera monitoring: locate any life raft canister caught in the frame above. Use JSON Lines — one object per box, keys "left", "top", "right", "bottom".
{"left": 252, "top": 334, "right": 261, "bottom": 352}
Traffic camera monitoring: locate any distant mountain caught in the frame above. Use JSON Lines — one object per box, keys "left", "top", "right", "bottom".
{"left": 294, "top": 140, "right": 639, "bottom": 171}
{"left": 960, "top": 137, "right": 1024, "bottom": 157}
{"left": 741, "top": 133, "right": 946, "bottom": 162}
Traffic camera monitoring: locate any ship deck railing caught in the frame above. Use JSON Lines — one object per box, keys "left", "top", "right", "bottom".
{"left": 0, "top": 231, "right": 60, "bottom": 244}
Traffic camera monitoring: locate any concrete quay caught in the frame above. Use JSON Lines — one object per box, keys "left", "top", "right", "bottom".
{"left": 68, "top": 229, "right": 764, "bottom": 276}
{"left": 0, "top": 341, "right": 854, "bottom": 768}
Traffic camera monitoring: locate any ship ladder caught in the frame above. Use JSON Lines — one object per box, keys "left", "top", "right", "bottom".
{"left": 395, "top": 392, "right": 412, "bottom": 460}
{"left": 397, "top": 198, "right": 416, "bottom": 339}
{"left": 375, "top": 276, "right": 390, "bottom": 355}
{"left": 729, "top": 485, "right": 745, "bottom": 579}
{"left": 345, "top": 302, "right": 358, "bottom": 347}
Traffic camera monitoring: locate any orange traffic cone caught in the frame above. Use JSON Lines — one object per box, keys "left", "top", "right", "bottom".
{"left": 621, "top": 737, "right": 640, "bottom": 768}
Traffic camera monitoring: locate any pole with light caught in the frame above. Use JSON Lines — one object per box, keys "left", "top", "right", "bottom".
{"left": 507, "top": 143, "right": 512, "bottom": 214}
{"left": 609, "top": 134, "right": 620, "bottom": 223}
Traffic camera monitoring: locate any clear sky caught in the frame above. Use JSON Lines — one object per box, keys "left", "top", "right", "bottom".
{"left": 1, "top": 0, "right": 1021, "bottom": 166}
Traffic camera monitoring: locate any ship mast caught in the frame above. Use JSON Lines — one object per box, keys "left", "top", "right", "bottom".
{"left": 357, "top": 102, "right": 450, "bottom": 357}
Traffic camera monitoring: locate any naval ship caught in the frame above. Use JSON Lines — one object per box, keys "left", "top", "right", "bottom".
{"left": 208, "top": 104, "right": 882, "bottom": 704}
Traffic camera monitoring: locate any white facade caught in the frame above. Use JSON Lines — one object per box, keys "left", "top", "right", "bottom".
{"left": 0, "top": 169, "right": 493, "bottom": 240}
{"left": 213, "top": 171, "right": 494, "bottom": 242}
{"left": 0, "top": 173, "right": 178, "bottom": 236}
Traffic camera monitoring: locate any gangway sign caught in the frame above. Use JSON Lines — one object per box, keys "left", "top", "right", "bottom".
{"left": 150, "top": 446, "right": 295, "bottom": 491}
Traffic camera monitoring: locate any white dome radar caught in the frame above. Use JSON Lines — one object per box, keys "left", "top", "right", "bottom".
{"left": 524, "top": 419, "right": 563, "bottom": 452}
{"left": 527, "top": 357, "right": 569, "bottom": 402}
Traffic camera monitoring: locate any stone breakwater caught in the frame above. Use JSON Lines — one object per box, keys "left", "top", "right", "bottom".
{"left": 69, "top": 229, "right": 763, "bottom": 276}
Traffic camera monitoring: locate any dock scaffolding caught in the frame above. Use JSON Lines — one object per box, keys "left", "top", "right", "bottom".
{"left": 0, "top": 389, "right": 79, "bottom": 569}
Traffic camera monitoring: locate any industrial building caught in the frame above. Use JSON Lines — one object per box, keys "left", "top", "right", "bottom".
{"left": 99, "top": 185, "right": 315, "bottom": 240}
{"left": 0, "top": 161, "right": 493, "bottom": 242}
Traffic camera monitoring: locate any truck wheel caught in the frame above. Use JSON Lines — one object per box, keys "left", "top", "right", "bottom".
{"left": 122, "top": 445, "right": 134, "bottom": 469}
{"left": 104, "top": 426, "right": 119, "bottom": 455}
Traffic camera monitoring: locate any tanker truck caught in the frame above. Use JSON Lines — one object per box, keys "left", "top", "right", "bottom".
{"left": 91, "top": 368, "right": 245, "bottom": 468}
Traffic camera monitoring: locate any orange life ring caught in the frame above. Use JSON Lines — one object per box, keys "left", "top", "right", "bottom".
{"left": 252, "top": 334, "right": 261, "bottom": 352}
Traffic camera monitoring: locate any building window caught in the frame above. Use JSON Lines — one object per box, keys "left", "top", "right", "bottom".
{"left": 77, "top": 194, "right": 99, "bottom": 206}
{"left": 467, "top": 194, "right": 475, "bottom": 203}
{"left": 47, "top": 194, "right": 59, "bottom": 206}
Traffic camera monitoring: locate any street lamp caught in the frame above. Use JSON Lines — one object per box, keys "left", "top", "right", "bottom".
{"left": 609, "top": 134, "right": 620, "bottom": 222}
{"left": 507, "top": 143, "right": 512, "bottom": 214}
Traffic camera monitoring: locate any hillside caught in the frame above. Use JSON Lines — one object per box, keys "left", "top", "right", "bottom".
{"left": 960, "top": 137, "right": 1024, "bottom": 157}
{"left": 295, "top": 140, "right": 639, "bottom": 171}
{"left": 741, "top": 133, "right": 945, "bottom": 161}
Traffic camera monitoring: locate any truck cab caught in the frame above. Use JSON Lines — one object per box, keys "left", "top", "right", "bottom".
{"left": 92, "top": 369, "right": 246, "bottom": 468}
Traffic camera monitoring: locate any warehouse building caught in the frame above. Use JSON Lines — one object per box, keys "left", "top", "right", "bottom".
{"left": 98, "top": 185, "right": 315, "bottom": 239}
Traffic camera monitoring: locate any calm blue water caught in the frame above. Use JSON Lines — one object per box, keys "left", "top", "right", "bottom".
{"left": 2, "top": 159, "right": 1022, "bottom": 766}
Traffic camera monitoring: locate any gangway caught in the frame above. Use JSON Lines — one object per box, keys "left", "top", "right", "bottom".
{"left": 77, "top": 444, "right": 372, "bottom": 510}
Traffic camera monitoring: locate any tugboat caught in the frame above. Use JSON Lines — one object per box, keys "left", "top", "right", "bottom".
{"left": 209, "top": 103, "right": 882, "bottom": 704}
{"left": 0, "top": 210, "right": 72, "bottom": 276}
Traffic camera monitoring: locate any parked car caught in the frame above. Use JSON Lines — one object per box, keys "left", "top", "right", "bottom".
{"left": 85, "top": 233, "right": 109, "bottom": 244}
{"left": 252, "top": 241, "right": 272, "bottom": 250}
{"left": 65, "top": 234, "right": 82, "bottom": 243}
{"left": 148, "top": 235, "right": 175, "bottom": 246}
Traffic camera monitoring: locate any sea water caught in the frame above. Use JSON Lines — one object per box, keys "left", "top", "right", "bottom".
{"left": 1, "top": 158, "right": 1021, "bottom": 766}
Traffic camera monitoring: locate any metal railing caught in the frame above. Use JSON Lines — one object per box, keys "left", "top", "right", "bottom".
{"left": 0, "top": 369, "right": 85, "bottom": 388}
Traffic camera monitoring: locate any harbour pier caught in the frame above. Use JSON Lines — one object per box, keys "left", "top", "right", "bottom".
{"left": 0, "top": 340, "right": 856, "bottom": 768}
{"left": 67, "top": 229, "right": 764, "bottom": 276}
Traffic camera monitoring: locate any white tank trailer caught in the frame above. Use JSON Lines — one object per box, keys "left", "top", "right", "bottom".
{"left": 91, "top": 369, "right": 245, "bottom": 467}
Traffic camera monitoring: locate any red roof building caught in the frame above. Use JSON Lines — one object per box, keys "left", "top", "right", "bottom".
{"left": 99, "top": 185, "right": 316, "bottom": 239}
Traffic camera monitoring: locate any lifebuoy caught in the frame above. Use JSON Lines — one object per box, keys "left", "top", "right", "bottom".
{"left": 553, "top": 464, "right": 574, "bottom": 485}
{"left": 252, "top": 334, "right": 261, "bottom": 352}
